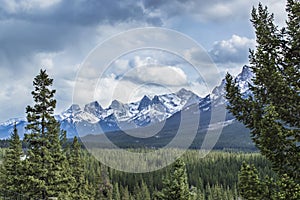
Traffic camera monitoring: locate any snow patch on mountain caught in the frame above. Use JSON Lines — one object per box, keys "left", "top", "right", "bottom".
{"left": 0, "top": 65, "right": 254, "bottom": 138}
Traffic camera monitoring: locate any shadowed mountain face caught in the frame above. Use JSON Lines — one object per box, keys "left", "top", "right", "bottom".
{"left": 0, "top": 66, "right": 255, "bottom": 150}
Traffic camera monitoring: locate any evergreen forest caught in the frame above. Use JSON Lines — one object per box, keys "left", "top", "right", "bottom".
{"left": 0, "top": 0, "right": 299, "bottom": 199}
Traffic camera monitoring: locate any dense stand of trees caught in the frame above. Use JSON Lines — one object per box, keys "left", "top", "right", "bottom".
{"left": 0, "top": 146, "right": 274, "bottom": 200}
{"left": 0, "top": 70, "right": 94, "bottom": 199}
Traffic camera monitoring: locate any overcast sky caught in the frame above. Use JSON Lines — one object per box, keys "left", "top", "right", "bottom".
{"left": 0, "top": 0, "right": 288, "bottom": 121}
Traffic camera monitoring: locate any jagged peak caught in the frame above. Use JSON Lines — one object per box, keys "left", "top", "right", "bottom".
{"left": 84, "top": 101, "right": 103, "bottom": 118}
{"left": 151, "top": 95, "right": 162, "bottom": 104}
{"left": 138, "top": 95, "right": 152, "bottom": 111}
{"left": 66, "top": 104, "right": 81, "bottom": 112}
{"left": 84, "top": 101, "right": 103, "bottom": 110}
{"left": 176, "top": 88, "right": 199, "bottom": 102}
{"left": 140, "top": 95, "right": 151, "bottom": 102}
{"left": 237, "top": 65, "right": 253, "bottom": 81}
{"left": 109, "top": 99, "right": 124, "bottom": 110}
{"left": 176, "top": 88, "right": 193, "bottom": 96}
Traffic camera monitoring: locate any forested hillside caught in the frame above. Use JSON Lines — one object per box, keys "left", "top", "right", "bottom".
{"left": 0, "top": 147, "right": 274, "bottom": 200}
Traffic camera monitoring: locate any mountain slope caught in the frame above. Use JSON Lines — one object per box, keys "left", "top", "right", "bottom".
{"left": 0, "top": 65, "right": 255, "bottom": 150}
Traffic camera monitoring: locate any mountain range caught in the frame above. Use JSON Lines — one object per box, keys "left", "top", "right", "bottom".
{"left": 0, "top": 66, "right": 256, "bottom": 150}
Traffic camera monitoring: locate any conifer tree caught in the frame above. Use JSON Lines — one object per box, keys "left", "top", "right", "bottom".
{"left": 140, "top": 180, "right": 151, "bottom": 200}
{"left": 69, "top": 136, "right": 91, "bottom": 199}
{"left": 98, "top": 168, "right": 113, "bottom": 199}
{"left": 24, "top": 69, "right": 71, "bottom": 199}
{"left": 0, "top": 124, "right": 24, "bottom": 199}
{"left": 158, "top": 158, "right": 191, "bottom": 200}
{"left": 226, "top": 4, "right": 300, "bottom": 199}
{"left": 238, "top": 162, "right": 262, "bottom": 200}
{"left": 272, "top": 174, "right": 300, "bottom": 200}
{"left": 134, "top": 181, "right": 151, "bottom": 200}
{"left": 112, "top": 182, "right": 121, "bottom": 200}
{"left": 120, "top": 185, "right": 130, "bottom": 200}
{"left": 225, "top": 0, "right": 300, "bottom": 182}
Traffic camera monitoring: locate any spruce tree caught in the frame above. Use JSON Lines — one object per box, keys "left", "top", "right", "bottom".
{"left": 238, "top": 162, "right": 262, "bottom": 200}
{"left": 0, "top": 124, "right": 24, "bottom": 199}
{"left": 159, "top": 158, "right": 190, "bottom": 200}
{"left": 140, "top": 180, "right": 151, "bottom": 200}
{"left": 112, "top": 182, "right": 121, "bottom": 200}
{"left": 225, "top": 0, "right": 300, "bottom": 182}
{"left": 99, "top": 168, "right": 113, "bottom": 199}
{"left": 274, "top": 174, "right": 300, "bottom": 200}
{"left": 120, "top": 185, "right": 130, "bottom": 200}
{"left": 69, "top": 136, "right": 91, "bottom": 199}
{"left": 134, "top": 181, "right": 151, "bottom": 200}
{"left": 24, "top": 69, "right": 71, "bottom": 199}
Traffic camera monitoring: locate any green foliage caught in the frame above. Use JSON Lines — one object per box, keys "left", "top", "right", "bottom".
{"left": 238, "top": 162, "right": 262, "bottom": 199}
{"left": 238, "top": 163, "right": 300, "bottom": 200}
{"left": 0, "top": 124, "right": 25, "bottom": 199}
{"left": 23, "top": 69, "right": 72, "bottom": 199}
{"left": 134, "top": 181, "right": 151, "bottom": 200}
{"left": 274, "top": 174, "right": 300, "bottom": 200}
{"left": 1, "top": 144, "right": 275, "bottom": 200}
{"left": 225, "top": 0, "right": 299, "bottom": 184}
{"left": 205, "top": 184, "right": 237, "bottom": 200}
{"left": 69, "top": 136, "right": 93, "bottom": 199}
{"left": 226, "top": 1, "right": 300, "bottom": 199}
{"left": 112, "top": 182, "right": 121, "bottom": 200}
{"left": 157, "top": 158, "right": 191, "bottom": 200}
{"left": 0, "top": 68, "right": 280, "bottom": 199}
{"left": 108, "top": 150, "right": 272, "bottom": 200}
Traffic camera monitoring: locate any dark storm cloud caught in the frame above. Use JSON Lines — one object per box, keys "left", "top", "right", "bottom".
{"left": 0, "top": 0, "right": 162, "bottom": 26}
{"left": 142, "top": 0, "right": 237, "bottom": 21}
{"left": 0, "top": 0, "right": 162, "bottom": 69}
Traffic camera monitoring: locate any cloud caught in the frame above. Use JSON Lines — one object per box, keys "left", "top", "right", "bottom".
{"left": 0, "top": 0, "right": 289, "bottom": 121}
{"left": 142, "top": 0, "right": 286, "bottom": 23}
{"left": 0, "top": 0, "right": 163, "bottom": 28}
{"left": 0, "top": 0, "right": 62, "bottom": 13}
{"left": 73, "top": 54, "right": 209, "bottom": 108}
{"left": 0, "top": 0, "right": 162, "bottom": 70}
{"left": 124, "top": 64, "right": 188, "bottom": 86}
{"left": 0, "top": 0, "right": 162, "bottom": 121}
{"left": 93, "top": 70, "right": 207, "bottom": 109}
{"left": 111, "top": 54, "right": 189, "bottom": 87}
{"left": 209, "top": 35, "right": 255, "bottom": 64}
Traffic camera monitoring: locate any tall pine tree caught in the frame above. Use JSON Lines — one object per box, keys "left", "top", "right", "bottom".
{"left": 225, "top": 0, "right": 300, "bottom": 182}
{"left": 24, "top": 69, "right": 71, "bottom": 199}
{"left": 225, "top": 0, "right": 300, "bottom": 199}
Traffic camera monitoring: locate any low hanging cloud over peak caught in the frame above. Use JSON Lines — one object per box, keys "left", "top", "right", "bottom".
{"left": 124, "top": 64, "right": 188, "bottom": 87}
{"left": 109, "top": 55, "right": 189, "bottom": 87}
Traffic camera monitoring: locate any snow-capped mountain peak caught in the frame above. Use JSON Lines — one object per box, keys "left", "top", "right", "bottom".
{"left": 64, "top": 104, "right": 81, "bottom": 114}
{"left": 176, "top": 88, "right": 194, "bottom": 99}
{"left": 84, "top": 101, "right": 103, "bottom": 118}
{"left": 0, "top": 65, "right": 254, "bottom": 139}
{"left": 138, "top": 95, "right": 152, "bottom": 111}
{"left": 151, "top": 95, "right": 163, "bottom": 105}
{"left": 109, "top": 100, "right": 124, "bottom": 110}
{"left": 0, "top": 117, "right": 25, "bottom": 127}
{"left": 235, "top": 65, "right": 254, "bottom": 93}
{"left": 237, "top": 65, "right": 253, "bottom": 82}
